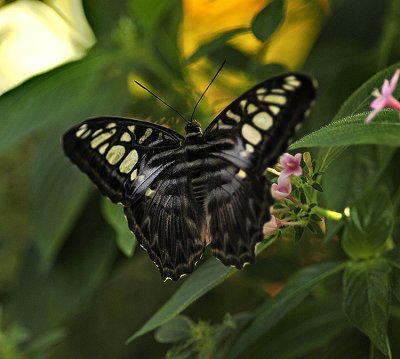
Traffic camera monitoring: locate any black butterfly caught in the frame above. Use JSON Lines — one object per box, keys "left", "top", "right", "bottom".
{"left": 62, "top": 73, "right": 317, "bottom": 281}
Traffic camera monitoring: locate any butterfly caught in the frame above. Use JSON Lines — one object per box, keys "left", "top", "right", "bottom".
{"left": 62, "top": 73, "right": 317, "bottom": 281}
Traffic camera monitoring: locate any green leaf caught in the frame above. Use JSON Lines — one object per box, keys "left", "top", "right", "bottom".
{"left": 343, "top": 258, "right": 392, "bottom": 355}
{"left": 227, "top": 261, "right": 347, "bottom": 358}
{"left": 154, "top": 315, "right": 193, "bottom": 343}
{"left": 30, "top": 131, "right": 91, "bottom": 266}
{"left": 0, "top": 50, "right": 130, "bottom": 153}
{"left": 187, "top": 28, "right": 248, "bottom": 63}
{"left": 251, "top": 0, "right": 285, "bottom": 42}
{"left": 319, "top": 145, "right": 394, "bottom": 213}
{"left": 101, "top": 198, "right": 136, "bottom": 257}
{"left": 9, "top": 206, "right": 117, "bottom": 335}
{"left": 248, "top": 296, "right": 349, "bottom": 359}
{"left": 126, "top": 259, "right": 236, "bottom": 343}
{"left": 342, "top": 188, "right": 393, "bottom": 260}
{"left": 290, "top": 111, "right": 400, "bottom": 149}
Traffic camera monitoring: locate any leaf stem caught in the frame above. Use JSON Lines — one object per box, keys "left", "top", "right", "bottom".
{"left": 312, "top": 206, "right": 343, "bottom": 221}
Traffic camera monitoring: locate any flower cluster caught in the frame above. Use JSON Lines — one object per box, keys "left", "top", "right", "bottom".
{"left": 264, "top": 153, "right": 304, "bottom": 236}
{"left": 271, "top": 153, "right": 302, "bottom": 200}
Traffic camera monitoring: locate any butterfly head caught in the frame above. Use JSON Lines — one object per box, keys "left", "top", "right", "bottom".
{"left": 185, "top": 120, "right": 203, "bottom": 137}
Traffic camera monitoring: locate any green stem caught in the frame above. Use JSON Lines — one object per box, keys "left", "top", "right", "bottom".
{"left": 386, "top": 336, "right": 393, "bottom": 359}
{"left": 377, "top": 0, "right": 400, "bottom": 69}
{"left": 313, "top": 206, "right": 343, "bottom": 221}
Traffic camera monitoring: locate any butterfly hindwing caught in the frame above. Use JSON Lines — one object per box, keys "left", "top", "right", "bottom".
{"left": 62, "top": 117, "right": 184, "bottom": 205}
{"left": 204, "top": 73, "right": 317, "bottom": 174}
{"left": 124, "top": 166, "right": 205, "bottom": 281}
{"left": 204, "top": 158, "right": 273, "bottom": 268}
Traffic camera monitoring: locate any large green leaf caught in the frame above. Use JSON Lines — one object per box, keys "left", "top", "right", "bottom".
{"left": 126, "top": 258, "right": 236, "bottom": 343}
{"left": 9, "top": 204, "right": 117, "bottom": 335}
{"left": 290, "top": 111, "right": 400, "bottom": 149}
{"left": 343, "top": 258, "right": 392, "bottom": 355}
{"left": 227, "top": 261, "right": 347, "bottom": 358}
{"left": 342, "top": 188, "right": 393, "bottom": 260}
{"left": 29, "top": 131, "right": 91, "bottom": 267}
{"left": 0, "top": 50, "right": 130, "bottom": 153}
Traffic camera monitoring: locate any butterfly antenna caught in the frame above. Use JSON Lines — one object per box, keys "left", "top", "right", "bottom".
{"left": 134, "top": 81, "right": 189, "bottom": 124}
{"left": 190, "top": 60, "right": 226, "bottom": 122}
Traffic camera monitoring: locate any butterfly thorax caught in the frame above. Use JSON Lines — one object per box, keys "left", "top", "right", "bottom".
{"left": 184, "top": 120, "right": 203, "bottom": 140}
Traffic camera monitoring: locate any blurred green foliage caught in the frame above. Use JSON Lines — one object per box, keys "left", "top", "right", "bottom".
{"left": 1, "top": 0, "right": 400, "bottom": 358}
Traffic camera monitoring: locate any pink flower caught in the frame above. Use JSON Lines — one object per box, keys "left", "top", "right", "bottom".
{"left": 263, "top": 215, "right": 279, "bottom": 236}
{"left": 279, "top": 153, "right": 302, "bottom": 177}
{"left": 271, "top": 175, "right": 292, "bottom": 200}
{"left": 365, "top": 69, "right": 400, "bottom": 124}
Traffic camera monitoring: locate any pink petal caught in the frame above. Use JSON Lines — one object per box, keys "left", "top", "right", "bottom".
{"left": 263, "top": 215, "right": 278, "bottom": 236}
{"left": 381, "top": 79, "right": 391, "bottom": 97}
{"left": 365, "top": 108, "right": 380, "bottom": 124}
{"left": 386, "top": 96, "right": 400, "bottom": 111}
{"left": 389, "top": 69, "right": 400, "bottom": 91}
{"left": 371, "top": 96, "right": 387, "bottom": 110}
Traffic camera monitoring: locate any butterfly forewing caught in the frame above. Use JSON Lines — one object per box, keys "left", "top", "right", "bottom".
{"left": 204, "top": 73, "right": 317, "bottom": 174}
{"left": 62, "top": 117, "right": 183, "bottom": 205}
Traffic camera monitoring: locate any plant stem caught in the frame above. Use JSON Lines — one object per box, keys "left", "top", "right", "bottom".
{"left": 313, "top": 206, "right": 343, "bottom": 221}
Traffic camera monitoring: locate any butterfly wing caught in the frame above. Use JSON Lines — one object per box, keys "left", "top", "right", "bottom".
{"left": 203, "top": 73, "right": 317, "bottom": 267}
{"left": 205, "top": 158, "right": 273, "bottom": 268}
{"left": 63, "top": 117, "right": 205, "bottom": 280}
{"left": 124, "top": 168, "right": 206, "bottom": 281}
{"left": 62, "top": 116, "right": 184, "bottom": 205}
{"left": 204, "top": 73, "right": 317, "bottom": 173}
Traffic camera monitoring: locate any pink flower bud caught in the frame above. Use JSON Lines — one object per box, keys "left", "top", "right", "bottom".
{"left": 263, "top": 215, "right": 279, "bottom": 236}
{"left": 271, "top": 175, "right": 292, "bottom": 200}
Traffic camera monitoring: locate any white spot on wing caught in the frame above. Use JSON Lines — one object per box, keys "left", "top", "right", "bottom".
{"left": 237, "top": 169, "right": 247, "bottom": 178}
{"left": 145, "top": 188, "right": 154, "bottom": 197}
{"left": 269, "top": 106, "right": 280, "bottom": 115}
{"left": 138, "top": 128, "right": 152, "bottom": 144}
{"left": 120, "top": 132, "right": 132, "bottom": 142}
{"left": 90, "top": 129, "right": 116, "bottom": 148}
{"left": 119, "top": 149, "right": 138, "bottom": 173}
{"left": 130, "top": 169, "right": 138, "bottom": 181}
{"left": 106, "top": 122, "right": 116, "bottom": 129}
{"left": 247, "top": 103, "right": 258, "bottom": 114}
{"left": 245, "top": 143, "right": 254, "bottom": 153}
{"left": 92, "top": 129, "right": 103, "bottom": 137}
{"left": 252, "top": 112, "right": 273, "bottom": 131}
{"left": 128, "top": 125, "right": 135, "bottom": 132}
{"left": 106, "top": 145, "right": 126, "bottom": 165}
{"left": 226, "top": 110, "right": 241, "bottom": 123}
{"left": 75, "top": 124, "right": 87, "bottom": 137}
{"left": 263, "top": 95, "right": 287, "bottom": 105}
{"left": 98, "top": 142, "right": 109, "bottom": 154}
{"left": 283, "top": 84, "right": 295, "bottom": 91}
{"left": 256, "top": 88, "right": 267, "bottom": 95}
{"left": 242, "top": 124, "right": 261, "bottom": 145}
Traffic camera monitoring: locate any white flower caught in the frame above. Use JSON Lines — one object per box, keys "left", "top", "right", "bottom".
{"left": 0, "top": 0, "right": 95, "bottom": 94}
